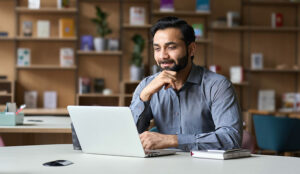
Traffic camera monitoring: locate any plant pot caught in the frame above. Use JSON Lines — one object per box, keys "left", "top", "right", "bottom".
{"left": 130, "top": 65, "right": 143, "bottom": 81}
{"left": 94, "top": 37, "right": 107, "bottom": 51}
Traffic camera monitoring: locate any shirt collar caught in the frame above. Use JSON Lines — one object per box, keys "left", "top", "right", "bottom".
{"left": 186, "top": 64, "right": 203, "bottom": 84}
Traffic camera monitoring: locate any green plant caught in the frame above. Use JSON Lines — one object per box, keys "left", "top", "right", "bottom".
{"left": 130, "top": 34, "right": 145, "bottom": 67}
{"left": 91, "top": 6, "right": 112, "bottom": 37}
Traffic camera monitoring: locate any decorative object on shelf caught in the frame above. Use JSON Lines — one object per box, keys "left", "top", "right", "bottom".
{"left": 227, "top": 11, "right": 240, "bottom": 27}
{"left": 196, "top": 0, "right": 210, "bottom": 12}
{"left": 258, "top": 90, "right": 275, "bottom": 111}
{"left": 17, "top": 48, "right": 31, "bottom": 66}
{"left": 129, "top": 7, "right": 145, "bottom": 25}
{"left": 211, "top": 17, "right": 227, "bottom": 27}
{"left": 80, "top": 35, "right": 94, "bottom": 51}
{"left": 192, "top": 23, "right": 204, "bottom": 40}
{"left": 57, "top": 0, "right": 70, "bottom": 8}
{"left": 28, "top": 0, "right": 40, "bottom": 9}
{"left": 280, "top": 93, "right": 300, "bottom": 112}
{"left": 130, "top": 34, "right": 145, "bottom": 81}
{"left": 0, "top": 75, "right": 7, "bottom": 80}
{"left": 91, "top": 6, "right": 112, "bottom": 52}
{"left": 94, "top": 78, "right": 105, "bottom": 93}
{"left": 59, "top": 18, "right": 75, "bottom": 38}
{"left": 107, "top": 38, "right": 119, "bottom": 51}
{"left": 0, "top": 32, "right": 8, "bottom": 37}
{"left": 251, "top": 53, "right": 263, "bottom": 70}
{"left": 43, "top": 91, "right": 57, "bottom": 109}
{"left": 209, "top": 65, "right": 221, "bottom": 74}
{"left": 103, "top": 88, "right": 112, "bottom": 95}
{"left": 78, "top": 77, "right": 91, "bottom": 94}
{"left": 60, "top": 48, "right": 74, "bottom": 67}
{"left": 22, "top": 21, "right": 32, "bottom": 37}
{"left": 160, "top": 0, "right": 174, "bottom": 12}
{"left": 37, "top": 20, "right": 50, "bottom": 38}
{"left": 24, "top": 91, "right": 38, "bottom": 108}
{"left": 271, "top": 12, "right": 283, "bottom": 28}
{"left": 230, "top": 66, "right": 244, "bottom": 83}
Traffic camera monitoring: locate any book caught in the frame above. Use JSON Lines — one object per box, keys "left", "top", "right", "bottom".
{"left": 227, "top": 11, "right": 240, "bottom": 27}
{"left": 57, "top": 0, "right": 70, "bottom": 8}
{"left": 22, "top": 21, "right": 32, "bottom": 37}
{"left": 80, "top": 35, "right": 94, "bottom": 51}
{"left": 192, "top": 24, "right": 204, "bottom": 40}
{"left": 281, "top": 93, "right": 300, "bottom": 112}
{"left": 37, "top": 20, "right": 50, "bottom": 38}
{"left": 59, "top": 18, "right": 75, "bottom": 38}
{"left": 230, "top": 66, "right": 243, "bottom": 83}
{"left": 258, "top": 90, "right": 275, "bottom": 111}
{"left": 191, "top": 149, "right": 251, "bottom": 160}
{"left": 129, "top": 7, "right": 145, "bottom": 25}
{"left": 0, "top": 32, "right": 8, "bottom": 37}
{"left": 17, "top": 48, "right": 31, "bottom": 66}
{"left": 160, "top": 0, "right": 174, "bottom": 12}
{"left": 251, "top": 53, "right": 263, "bottom": 69}
{"left": 271, "top": 13, "right": 283, "bottom": 28}
{"left": 28, "top": 0, "right": 40, "bottom": 9}
{"left": 94, "top": 78, "right": 105, "bottom": 93}
{"left": 78, "top": 77, "right": 91, "bottom": 94}
{"left": 24, "top": 91, "right": 38, "bottom": 108}
{"left": 107, "top": 38, "right": 119, "bottom": 51}
{"left": 209, "top": 65, "right": 221, "bottom": 74}
{"left": 196, "top": 0, "right": 210, "bottom": 12}
{"left": 43, "top": 91, "right": 57, "bottom": 109}
{"left": 60, "top": 48, "right": 74, "bottom": 67}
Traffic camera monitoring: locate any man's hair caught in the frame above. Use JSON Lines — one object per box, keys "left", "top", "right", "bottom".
{"left": 151, "top": 16, "right": 195, "bottom": 60}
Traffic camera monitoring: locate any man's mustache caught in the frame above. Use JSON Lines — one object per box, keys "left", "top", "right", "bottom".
{"left": 158, "top": 60, "right": 175, "bottom": 64}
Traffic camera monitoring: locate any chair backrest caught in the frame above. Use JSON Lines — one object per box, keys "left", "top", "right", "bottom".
{"left": 253, "top": 114, "right": 300, "bottom": 152}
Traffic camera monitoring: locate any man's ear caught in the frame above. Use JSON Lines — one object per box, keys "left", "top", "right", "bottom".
{"left": 188, "top": 42, "right": 196, "bottom": 57}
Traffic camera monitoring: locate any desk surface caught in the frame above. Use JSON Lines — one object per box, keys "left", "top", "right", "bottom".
{"left": 0, "top": 144, "right": 300, "bottom": 174}
{"left": 0, "top": 116, "right": 71, "bottom": 133}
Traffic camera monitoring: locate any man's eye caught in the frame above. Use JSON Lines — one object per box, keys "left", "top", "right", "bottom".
{"left": 168, "top": 46, "right": 176, "bottom": 50}
{"left": 154, "top": 48, "right": 160, "bottom": 51}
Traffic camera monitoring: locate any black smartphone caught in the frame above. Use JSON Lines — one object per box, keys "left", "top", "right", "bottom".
{"left": 43, "top": 160, "right": 73, "bottom": 167}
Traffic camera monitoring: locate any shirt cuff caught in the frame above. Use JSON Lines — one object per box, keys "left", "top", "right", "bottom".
{"left": 177, "top": 134, "right": 195, "bottom": 151}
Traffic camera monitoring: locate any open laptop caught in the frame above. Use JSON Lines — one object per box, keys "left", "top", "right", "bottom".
{"left": 67, "top": 106, "right": 176, "bottom": 158}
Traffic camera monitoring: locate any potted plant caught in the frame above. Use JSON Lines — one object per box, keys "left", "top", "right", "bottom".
{"left": 91, "top": 6, "right": 112, "bottom": 51}
{"left": 130, "top": 34, "right": 145, "bottom": 81}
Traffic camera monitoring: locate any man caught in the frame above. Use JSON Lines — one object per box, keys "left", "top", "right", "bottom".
{"left": 130, "top": 16, "right": 242, "bottom": 152}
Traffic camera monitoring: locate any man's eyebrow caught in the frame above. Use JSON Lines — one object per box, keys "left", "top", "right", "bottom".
{"left": 153, "top": 42, "right": 177, "bottom": 47}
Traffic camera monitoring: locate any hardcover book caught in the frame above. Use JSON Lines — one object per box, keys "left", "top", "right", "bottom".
{"left": 59, "top": 18, "right": 75, "bottom": 38}
{"left": 22, "top": 21, "right": 32, "bottom": 37}
{"left": 251, "top": 53, "right": 263, "bottom": 69}
{"left": 129, "top": 7, "right": 145, "bottom": 25}
{"left": 230, "top": 66, "right": 243, "bottom": 83}
{"left": 28, "top": 0, "right": 40, "bottom": 9}
{"left": 196, "top": 0, "right": 210, "bottom": 12}
{"left": 160, "top": 0, "right": 174, "bottom": 12}
{"left": 57, "top": 0, "right": 70, "bottom": 8}
{"left": 17, "top": 48, "right": 31, "bottom": 66}
{"left": 191, "top": 149, "right": 251, "bottom": 160}
{"left": 43, "top": 91, "right": 57, "bottom": 109}
{"left": 60, "top": 48, "right": 74, "bottom": 67}
{"left": 24, "top": 91, "right": 38, "bottom": 108}
{"left": 78, "top": 77, "right": 91, "bottom": 94}
{"left": 271, "top": 13, "right": 283, "bottom": 28}
{"left": 258, "top": 90, "right": 275, "bottom": 111}
{"left": 37, "top": 20, "right": 50, "bottom": 38}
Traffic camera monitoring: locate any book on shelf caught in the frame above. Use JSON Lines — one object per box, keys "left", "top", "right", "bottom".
{"left": 60, "top": 48, "right": 74, "bottom": 67}
{"left": 258, "top": 90, "right": 275, "bottom": 111}
{"left": 281, "top": 93, "right": 300, "bottom": 112}
{"left": 129, "top": 7, "right": 146, "bottom": 25}
{"left": 28, "top": 0, "right": 40, "bottom": 9}
{"left": 59, "top": 18, "right": 75, "bottom": 38}
{"left": 22, "top": 21, "right": 32, "bottom": 37}
{"left": 37, "top": 20, "right": 50, "bottom": 38}
{"left": 43, "top": 91, "right": 57, "bottom": 109}
{"left": 271, "top": 12, "right": 283, "bottom": 28}
{"left": 230, "top": 66, "right": 243, "bottom": 83}
{"left": 0, "top": 31, "right": 8, "bottom": 37}
{"left": 57, "top": 0, "right": 70, "bottom": 8}
{"left": 209, "top": 65, "right": 221, "bottom": 74}
{"left": 192, "top": 23, "right": 204, "bottom": 40}
{"left": 191, "top": 149, "right": 251, "bottom": 160}
{"left": 0, "top": 75, "right": 7, "bottom": 80}
{"left": 196, "top": 0, "right": 210, "bottom": 12}
{"left": 17, "top": 48, "right": 31, "bottom": 66}
{"left": 80, "top": 35, "right": 94, "bottom": 51}
{"left": 227, "top": 11, "right": 240, "bottom": 27}
{"left": 251, "top": 53, "right": 264, "bottom": 70}
{"left": 108, "top": 38, "right": 119, "bottom": 51}
{"left": 79, "top": 77, "right": 91, "bottom": 94}
{"left": 160, "top": 0, "right": 174, "bottom": 12}
{"left": 24, "top": 91, "right": 38, "bottom": 108}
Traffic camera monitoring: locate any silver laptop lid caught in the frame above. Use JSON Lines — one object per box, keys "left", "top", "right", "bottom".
{"left": 68, "top": 106, "right": 146, "bottom": 157}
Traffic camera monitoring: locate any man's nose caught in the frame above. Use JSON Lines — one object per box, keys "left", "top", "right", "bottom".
{"left": 158, "top": 49, "right": 169, "bottom": 59}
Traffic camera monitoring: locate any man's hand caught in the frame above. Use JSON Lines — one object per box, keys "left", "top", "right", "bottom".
{"left": 139, "top": 131, "right": 178, "bottom": 150}
{"left": 140, "top": 70, "right": 177, "bottom": 101}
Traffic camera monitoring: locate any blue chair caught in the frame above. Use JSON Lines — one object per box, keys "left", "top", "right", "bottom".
{"left": 253, "top": 114, "right": 300, "bottom": 154}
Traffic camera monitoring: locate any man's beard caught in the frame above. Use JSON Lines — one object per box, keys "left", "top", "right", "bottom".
{"left": 158, "top": 52, "right": 189, "bottom": 72}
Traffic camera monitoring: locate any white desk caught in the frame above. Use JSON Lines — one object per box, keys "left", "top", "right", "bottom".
{"left": 0, "top": 144, "right": 300, "bottom": 174}
{"left": 0, "top": 116, "right": 72, "bottom": 145}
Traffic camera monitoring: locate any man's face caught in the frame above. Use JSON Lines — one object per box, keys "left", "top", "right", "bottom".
{"left": 153, "top": 28, "right": 189, "bottom": 72}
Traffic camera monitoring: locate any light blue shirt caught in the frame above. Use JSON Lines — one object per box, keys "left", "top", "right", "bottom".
{"left": 130, "top": 64, "right": 242, "bottom": 151}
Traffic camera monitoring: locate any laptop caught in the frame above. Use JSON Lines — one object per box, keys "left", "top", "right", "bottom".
{"left": 67, "top": 106, "right": 176, "bottom": 158}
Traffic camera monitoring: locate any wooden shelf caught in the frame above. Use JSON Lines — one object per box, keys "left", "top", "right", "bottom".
{"left": 77, "top": 50, "right": 122, "bottom": 56}
{"left": 211, "top": 26, "right": 300, "bottom": 32}
{"left": 232, "top": 82, "right": 249, "bottom": 86}
{"left": 123, "top": 24, "right": 152, "bottom": 29}
{"left": 152, "top": 10, "right": 210, "bottom": 16}
{"left": 0, "top": 37, "right": 15, "bottom": 41}
{"left": 15, "top": 7, "right": 77, "bottom": 13}
{"left": 195, "top": 39, "right": 211, "bottom": 44}
{"left": 210, "top": 26, "right": 248, "bottom": 31}
{"left": 245, "top": 68, "right": 300, "bottom": 73}
{"left": 17, "top": 65, "right": 77, "bottom": 70}
{"left": 0, "top": 93, "right": 12, "bottom": 97}
{"left": 23, "top": 108, "right": 69, "bottom": 116}
{"left": 77, "top": 93, "right": 121, "bottom": 97}
{"left": 244, "top": 1, "right": 300, "bottom": 6}
{"left": 16, "top": 37, "right": 77, "bottom": 41}
{"left": 0, "top": 80, "right": 12, "bottom": 83}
